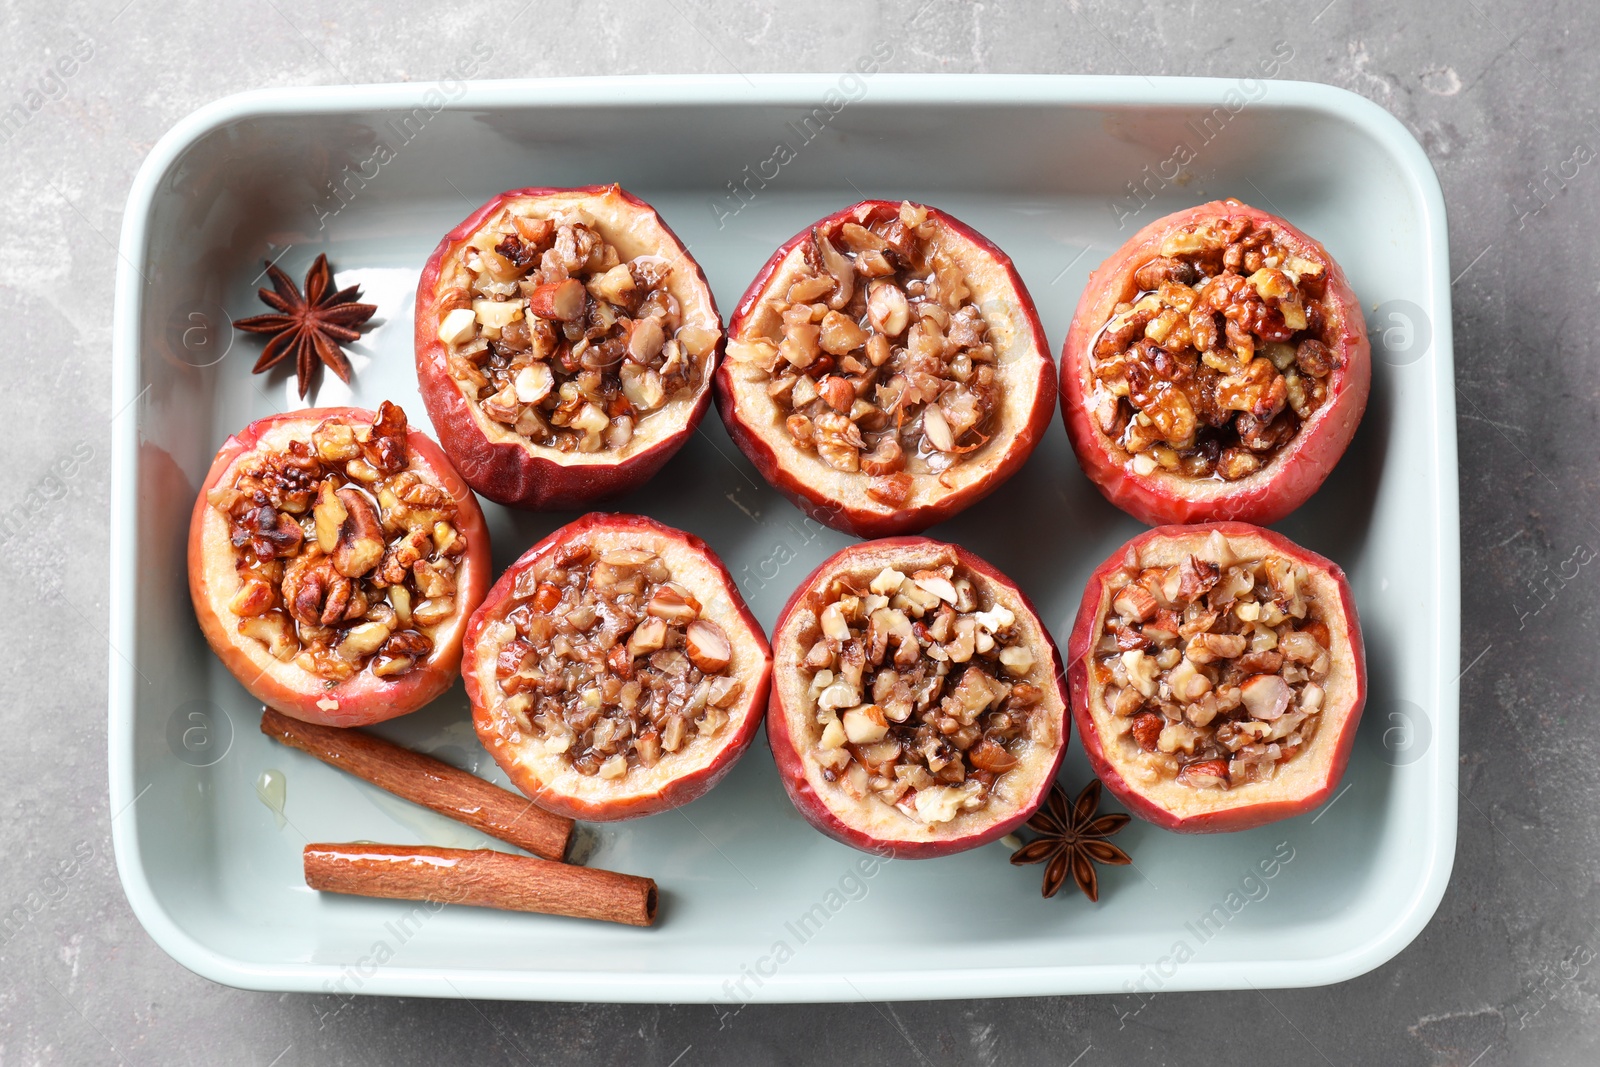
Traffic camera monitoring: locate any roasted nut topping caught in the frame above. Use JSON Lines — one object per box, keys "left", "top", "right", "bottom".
{"left": 803, "top": 559, "right": 1044, "bottom": 824}
{"left": 435, "top": 204, "right": 715, "bottom": 455}
{"left": 487, "top": 544, "right": 741, "bottom": 776}
{"left": 329, "top": 488, "right": 385, "bottom": 578}
{"left": 209, "top": 402, "right": 463, "bottom": 681}
{"left": 1088, "top": 212, "right": 1338, "bottom": 480}
{"left": 733, "top": 202, "right": 1001, "bottom": 482}
{"left": 1094, "top": 530, "right": 1332, "bottom": 788}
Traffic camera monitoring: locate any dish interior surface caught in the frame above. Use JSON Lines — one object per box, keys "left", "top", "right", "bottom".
{"left": 110, "top": 76, "right": 1457, "bottom": 1000}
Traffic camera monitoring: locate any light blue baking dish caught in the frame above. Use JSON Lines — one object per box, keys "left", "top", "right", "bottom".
{"left": 109, "top": 74, "right": 1457, "bottom": 1001}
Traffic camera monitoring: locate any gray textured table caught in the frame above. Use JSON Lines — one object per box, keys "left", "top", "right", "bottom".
{"left": 5, "top": 0, "right": 1593, "bottom": 1063}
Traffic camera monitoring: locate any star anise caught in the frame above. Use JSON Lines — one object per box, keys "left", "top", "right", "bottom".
{"left": 1010, "top": 779, "right": 1131, "bottom": 901}
{"left": 234, "top": 254, "right": 376, "bottom": 399}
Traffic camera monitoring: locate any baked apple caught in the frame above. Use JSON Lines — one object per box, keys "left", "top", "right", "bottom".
{"left": 717, "top": 200, "right": 1055, "bottom": 537}
{"left": 463, "top": 513, "right": 771, "bottom": 821}
{"left": 189, "top": 403, "right": 491, "bottom": 727}
{"left": 415, "top": 184, "right": 723, "bottom": 509}
{"left": 768, "top": 537, "right": 1069, "bottom": 858}
{"left": 1061, "top": 199, "right": 1370, "bottom": 526}
{"left": 1068, "top": 522, "right": 1366, "bottom": 833}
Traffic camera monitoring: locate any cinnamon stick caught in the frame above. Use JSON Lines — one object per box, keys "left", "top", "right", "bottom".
{"left": 303, "top": 843, "right": 658, "bottom": 927}
{"left": 261, "top": 707, "right": 572, "bottom": 861}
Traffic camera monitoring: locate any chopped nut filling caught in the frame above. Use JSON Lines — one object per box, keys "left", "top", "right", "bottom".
{"left": 1088, "top": 212, "right": 1338, "bottom": 481}
{"left": 435, "top": 205, "right": 718, "bottom": 454}
{"left": 207, "top": 403, "right": 464, "bottom": 682}
{"left": 734, "top": 202, "right": 1001, "bottom": 507}
{"left": 488, "top": 543, "right": 742, "bottom": 778}
{"left": 1094, "top": 531, "right": 1332, "bottom": 789}
{"left": 803, "top": 561, "right": 1045, "bottom": 824}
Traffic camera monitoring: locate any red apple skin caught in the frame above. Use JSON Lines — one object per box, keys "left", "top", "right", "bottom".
{"left": 1061, "top": 200, "right": 1371, "bottom": 527}
{"left": 188, "top": 407, "right": 491, "bottom": 728}
{"left": 415, "top": 185, "right": 722, "bottom": 510}
{"left": 1067, "top": 522, "right": 1367, "bottom": 833}
{"left": 464, "top": 513, "right": 772, "bottom": 822}
{"left": 717, "top": 201, "right": 1056, "bottom": 539}
{"left": 767, "top": 536, "right": 1070, "bottom": 858}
